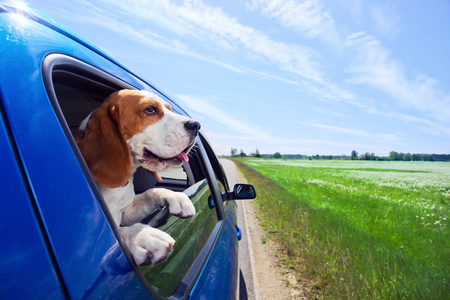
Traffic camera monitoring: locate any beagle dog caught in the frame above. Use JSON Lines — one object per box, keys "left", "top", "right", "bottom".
{"left": 76, "top": 89, "right": 200, "bottom": 266}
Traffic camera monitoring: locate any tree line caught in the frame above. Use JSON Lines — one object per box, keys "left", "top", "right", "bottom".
{"left": 356, "top": 150, "right": 438, "bottom": 161}
{"left": 230, "top": 148, "right": 450, "bottom": 161}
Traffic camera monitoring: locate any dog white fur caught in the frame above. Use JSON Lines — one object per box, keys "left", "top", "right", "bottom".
{"left": 76, "top": 89, "right": 199, "bottom": 266}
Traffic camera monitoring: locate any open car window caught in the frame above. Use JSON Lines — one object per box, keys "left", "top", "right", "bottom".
{"left": 43, "top": 54, "right": 223, "bottom": 298}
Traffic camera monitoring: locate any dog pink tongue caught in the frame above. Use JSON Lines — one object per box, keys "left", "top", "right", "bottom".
{"left": 176, "top": 152, "right": 189, "bottom": 162}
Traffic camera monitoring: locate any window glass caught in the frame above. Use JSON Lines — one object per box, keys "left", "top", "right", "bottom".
{"left": 140, "top": 179, "right": 217, "bottom": 296}
{"left": 137, "top": 145, "right": 219, "bottom": 296}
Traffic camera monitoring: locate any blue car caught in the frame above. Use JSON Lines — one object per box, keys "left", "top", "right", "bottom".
{"left": 0, "top": 2, "right": 255, "bottom": 299}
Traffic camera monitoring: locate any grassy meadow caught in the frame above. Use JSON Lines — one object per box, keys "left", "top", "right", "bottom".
{"left": 233, "top": 158, "right": 449, "bottom": 299}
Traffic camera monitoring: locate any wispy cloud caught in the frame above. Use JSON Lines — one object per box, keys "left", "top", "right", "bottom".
{"left": 344, "top": 31, "right": 450, "bottom": 122}
{"left": 30, "top": 0, "right": 449, "bottom": 155}
{"left": 369, "top": 3, "right": 402, "bottom": 38}
{"left": 247, "top": 1, "right": 450, "bottom": 124}
{"left": 62, "top": 0, "right": 450, "bottom": 152}
{"left": 71, "top": 1, "right": 252, "bottom": 75}
{"left": 349, "top": 103, "right": 450, "bottom": 137}
{"left": 175, "top": 94, "right": 271, "bottom": 140}
{"left": 76, "top": 0, "right": 367, "bottom": 110}
{"left": 176, "top": 94, "right": 368, "bottom": 152}
{"left": 247, "top": 0, "right": 340, "bottom": 45}
{"left": 304, "top": 122, "right": 398, "bottom": 142}
{"left": 312, "top": 106, "right": 346, "bottom": 118}
{"left": 84, "top": 0, "right": 324, "bottom": 82}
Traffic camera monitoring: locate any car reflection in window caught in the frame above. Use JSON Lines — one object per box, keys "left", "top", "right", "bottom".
{"left": 140, "top": 179, "right": 217, "bottom": 297}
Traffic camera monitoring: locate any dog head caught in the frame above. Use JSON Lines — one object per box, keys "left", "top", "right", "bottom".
{"left": 76, "top": 89, "right": 200, "bottom": 188}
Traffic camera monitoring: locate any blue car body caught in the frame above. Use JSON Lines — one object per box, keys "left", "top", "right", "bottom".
{"left": 0, "top": 2, "right": 241, "bottom": 299}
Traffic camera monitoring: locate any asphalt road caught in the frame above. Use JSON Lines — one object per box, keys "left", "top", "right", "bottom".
{"left": 220, "top": 159, "right": 256, "bottom": 300}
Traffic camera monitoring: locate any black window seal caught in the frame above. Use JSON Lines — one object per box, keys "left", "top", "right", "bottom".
{"left": 197, "top": 136, "right": 225, "bottom": 221}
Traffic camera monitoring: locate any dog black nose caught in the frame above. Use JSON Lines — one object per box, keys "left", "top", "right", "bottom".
{"left": 185, "top": 121, "right": 201, "bottom": 133}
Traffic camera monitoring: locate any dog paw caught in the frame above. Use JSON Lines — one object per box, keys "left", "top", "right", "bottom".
{"left": 168, "top": 192, "right": 196, "bottom": 218}
{"left": 156, "top": 189, "right": 196, "bottom": 218}
{"left": 119, "top": 224, "right": 175, "bottom": 266}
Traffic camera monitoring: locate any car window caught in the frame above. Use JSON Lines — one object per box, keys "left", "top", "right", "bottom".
{"left": 43, "top": 54, "right": 222, "bottom": 298}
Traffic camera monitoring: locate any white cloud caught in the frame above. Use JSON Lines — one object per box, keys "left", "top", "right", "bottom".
{"left": 73, "top": 1, "right": 251, "bottom": 75}
{"left": 88, "top": 0, "right": 323, "bottom": 82}
{"left": 247, "top": 0, "right": 339, "bottom": 44}
{"left": 312, "top": 106, "right": 346, "bottom": 118}
{"left": 352, "top": 106, "right": 450, "bottom": 137}
{"left": 29, "top": 0, "right": 450, "bottom": 156}
{"left": 248, "top": 1, "right": 450, "bottom": 125}
{"left": 345, "top": 31, "right": 450, "bottom": 122}
{"left": 248, "top": 0, "right": 325, "bottom": 37}
{"left": 305, "top": 122, "right": 397, "bottom": 142}
{"left": 176, "top": 94, "right": 369, "bottom": 155}
{"left": 77, "top": 0, "right": 370, "bottom": 109}
{"left": 175, "top": 94, "right": 271, "bottom": 140}
{"left": 370, "top": 3, "right": 402, "bottom": 37}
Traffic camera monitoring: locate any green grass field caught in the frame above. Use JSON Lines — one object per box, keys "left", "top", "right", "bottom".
{"left": 234, "top": 158, "right": 449, "bottom": 299}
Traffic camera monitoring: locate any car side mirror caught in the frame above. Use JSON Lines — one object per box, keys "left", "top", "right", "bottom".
{"left": 227, "top": 184, "right": 256, "bottom": 200}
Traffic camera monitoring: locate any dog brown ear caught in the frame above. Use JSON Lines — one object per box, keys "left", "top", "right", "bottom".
{"left": 147, "top": 170, "right": 162, "bottom": 182}
{"left": 76, "top": 103, "right": 132, "bottom": 188}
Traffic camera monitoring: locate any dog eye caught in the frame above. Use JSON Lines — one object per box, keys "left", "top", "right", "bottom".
{"left": 144, "top": 106, "right": 156, "bottom": 115}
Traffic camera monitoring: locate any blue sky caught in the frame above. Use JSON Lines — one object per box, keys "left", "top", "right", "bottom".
{"left": 26, "top": 0, "right": 450, "bottom": 156}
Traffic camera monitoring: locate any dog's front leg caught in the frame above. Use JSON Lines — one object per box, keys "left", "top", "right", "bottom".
{"left": 119, "top": 223, "right": 175, "bottom": 266}
{"left": 121, "top": 188, "right": 196, "bottom": 226}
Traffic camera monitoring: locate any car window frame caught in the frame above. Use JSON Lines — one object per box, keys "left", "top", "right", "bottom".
{"left": 42, "top": 53, "right": 226, "bottom": 299}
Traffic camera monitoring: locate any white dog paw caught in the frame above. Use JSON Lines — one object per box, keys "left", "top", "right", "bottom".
{"left": 119, "top": 224, "right": 175, "bottom": 266}
{"left": 156, "top": 189, "right": 196, "bottom": 218}
{"left": 168, "top": 192, "right": 196, "bottom": 218}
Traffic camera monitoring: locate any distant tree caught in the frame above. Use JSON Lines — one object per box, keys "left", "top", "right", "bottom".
{"left": 423, "top": 154, "right": 434, "bottom": 161}
{"left": 361, "top": 152, "right": 376, "bottom": 160}
{"left": 432, "top": 154, "right": 450, "bottom": 161}
{"left": 351, "top": 150, "right": 358, "bottom": 160}
{"left": 239, "top": 149, "right": 247, "bottom": 157}
{"left": 412, "top": 153, "right": 422, "bottom": 161}
{"left": 389, "top": 151, "right": 401, "bottom": 161}
{"left": 254, "top": 149, "right": 261, "bottom": 158}
{"left": 273, "top": 152, "right": 282, "bottom": 159}
{"left": 404, "top": 153, "right": 412, "bottom": 161}
{"left": 231, "top": 148, "right": 238, "bottom": 157}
